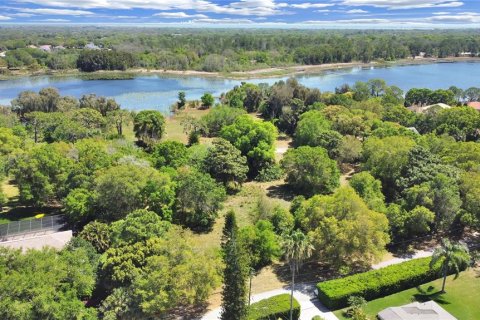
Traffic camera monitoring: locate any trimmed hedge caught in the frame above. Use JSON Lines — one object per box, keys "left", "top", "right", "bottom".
{"left": 317, "top": 257, "right": 445, "bottom": 309}
{"left": 248, "top": 294, "right": 300, "bottom": 320}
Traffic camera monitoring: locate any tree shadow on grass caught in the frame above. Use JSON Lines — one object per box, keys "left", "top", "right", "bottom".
{"left": 413, "top": 285, "right": 450, "bottom": 306}
{"left": 266, "top": 184, "right": 296, "bottom": 202}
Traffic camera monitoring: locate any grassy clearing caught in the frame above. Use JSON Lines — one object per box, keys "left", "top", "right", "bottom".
{"left": 163, "top": 108, "right": 209, "bottom": 143}
{"left": 0, "top": 178, "right": 60, "bottom": 224}
{"left": 333, "top": 268, "right": 480, "bottom": 320}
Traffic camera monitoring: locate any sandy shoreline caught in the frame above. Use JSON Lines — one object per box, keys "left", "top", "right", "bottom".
{"left": 1, "top": 57, "right": 480, "bottom": 81}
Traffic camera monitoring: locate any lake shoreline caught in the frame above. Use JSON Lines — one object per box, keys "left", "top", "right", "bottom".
{"left": 2, "top": 57, "right": 480, "bottom": 81}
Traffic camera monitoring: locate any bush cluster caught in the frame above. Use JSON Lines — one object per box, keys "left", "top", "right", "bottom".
{"left": 316, "top": 257, "right": 445, "bottom": 309}
{"left": 247, "top": 294, "right": 300, "bottom": 320}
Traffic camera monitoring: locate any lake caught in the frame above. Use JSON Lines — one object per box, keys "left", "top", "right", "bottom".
{"left": 0, "top": 62, "right": 479, "bottom": 112}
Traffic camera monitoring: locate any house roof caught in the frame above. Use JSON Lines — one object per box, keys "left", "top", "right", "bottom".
{"left": 407, "top": 103, "right": 451, "bottom": 114}
{"left": 467, "top": 102, "right": 480, "bottom": 110}
{"left": 378, "top": 301, "right": 457, "bottom": 320}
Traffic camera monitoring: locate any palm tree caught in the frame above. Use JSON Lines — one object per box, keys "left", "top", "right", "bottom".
{"left": 282, "top": 230, "right": 314, "bottom": 320}
{"left": 430, "top": 238, "right": 470, "bottom": 293}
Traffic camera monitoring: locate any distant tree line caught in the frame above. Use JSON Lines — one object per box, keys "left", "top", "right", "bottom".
{"left": 1, "top": 27, "right": 479, "bottom": 72}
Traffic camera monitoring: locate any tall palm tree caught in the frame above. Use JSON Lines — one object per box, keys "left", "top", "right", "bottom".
{"left": 430, "top": 238, "right": 470, "bottom": 293}
{"left": 282, "top": 230, "right": 314, "bottom": 320}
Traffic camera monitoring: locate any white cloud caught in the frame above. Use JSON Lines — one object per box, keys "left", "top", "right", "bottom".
{"left": 154, "top": 12, "right": 208, "bottom": 18}
{"left": 426, "top": 12, "right": 480, "bottom": 23}
{"left": 14, "top": 0, "right": 285, "bottom": 16}
{"left": 304, "top": 18, "right": 391, "bottom": 24}
{"left": 190, "top": 17, "right": 254, "bottom": 23}
{"left": 290, "top": 2, "right": 334, "bottom": 9}
{"left": 346, "top": 9, "right": 368, "bottom": 13}
{"left": 18, "top": 8, "right": 95, "bottom": 15}
{"left": 0, "top": 15, "right": 12, "bottom": 20}
{"left": 340, "top": 0, "right": 464, "bottom": 10}
{"left": 41, "top": 18, "right": 70, "bottom": 22}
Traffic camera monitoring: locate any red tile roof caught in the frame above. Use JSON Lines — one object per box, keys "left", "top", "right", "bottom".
{"left": 467, "top": 102, "right": 480, "bottom": 110}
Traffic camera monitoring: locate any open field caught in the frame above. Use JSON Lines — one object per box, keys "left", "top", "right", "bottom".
{"left": 334, "top": 268, "right": 480, "bottom": 320}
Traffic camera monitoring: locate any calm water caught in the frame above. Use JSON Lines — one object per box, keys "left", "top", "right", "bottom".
{"left": 0, "top": 62, "right": 479, "bottom": 112}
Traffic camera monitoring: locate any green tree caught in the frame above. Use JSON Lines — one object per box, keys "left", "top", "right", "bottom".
{"left": 177, "top": 91, "right": 186, "bottom": 109}
{"left": 281, "top": 146, "right": 340, "bottom": 196}
{"left": 204, "top": 138, "right": 249, "bottom": 192}
{"left": 221, "top": 211, "right": 248, "bottom": 320}
{"left": 199, "top": 106, "right": 246, "bottom": 137}
{"left": 296, "top": 187, "right": 389, "bottom": 268}
{"left": 201, "top": 93, "right": 215, "bottom": 109}
{"left": 282, "top": 230, "right": 313, "bottom": 320}
{"left": 350, "top": 172, "right": 386, "bottom": 213}
{"left": 220, "top": 115, "right": 277, "bottom": 177}
{"left": 107, "top": 109, "right": 132, "bottom": 136}
{"left": 362, "top": 136, "right": 416, "bottom": 200}
{"left": 12, "top": 142, "right": 72, "bottom": 206}
{"left": 78, "top": 220, "right": 111, "bottom": 253}
{"left": 133, "top": 110, "right": 166, "bottom": 146}
{"left": 110, "top": 209, "right": 171, "bottom": 246}
{"left": 152, "top": 140, "right": 189, "bottom": 169}
{"left": 175, "top": 167, "right": 226, "bottom": 231}
{"left": 430, "top": 238, "right": 470, "bottom": 292}
{"left": 238, "top": 220, "right": 282, "bottom": 270}
{"left": 294, "top": 110, "right": 333, "bottom": 147}
{"left": 94, "top": 164, "right": 175, "bottom": 221}
{"left": 0, "top": 247, "right": 97, "bottom": 320}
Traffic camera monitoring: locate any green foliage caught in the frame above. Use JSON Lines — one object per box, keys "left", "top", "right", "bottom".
{"left": 270, "top": 207, "right": 295, "bottom": 235}
{"left": 434, "top": 106, "right": 480, "bottom": 141}
{"left": 177, "top": 91, "right": 186, "bottom": 109}
{"left": 220, "top": 115, "right": 277, "bottom": 177}
{"left": 63, "top": 187, "right": 95, "bottom": 223}
{"left": 247, "top": 294, "right": 300, "bottom": 320}
{"left": 337, "top": 135, "right": 362, "bottom": 164}
{"left": 78, "top": 220, "right": 111, "bottom": 253}
{"left": 200, "top": 105, "right": 246, "bottom": 137}
{"left": 12, "top": 142, "right": 73, "bottom": 206}
{"left": 152, "top": 140, "right": 189, "bottom": 169}
{"left": 316, "top": 257, "right": 445, "bottom": 309}
{"left": 239, "top": 220, "right": 282, "bottom": 270}
{"left": 205, "top": 138, "right": 249, "bottom": 192}
{"left": 174, "top": 167, "right": 226, "bottom": 231}
{"left": 255, "top": 164, "right": 284, "bottom": 182}
{"left": 221, "top": 211, "right": 248, "bottom": 320}
{"left": 101, "top": 228, "right": 222, "bottom": 316}
{"left": 294, "top": 110, "right": 335, "bottom": 148}
{"left": 297, "top": 187, "right": 389, "bottom": 268}
{"left": 281, "top": 146, "right": 340, "bottom": 196}
{"left": 0, "top": 247, "right": 97, "bottom": 320}
{"left": 362, "top": 136, "right": 416, "bottom": 199}
{"left": 94, "top": 164, "right": 175, "bottom": 221}
{"left": 133, "top": 110, "right": 165, "bottom": 146}
{"left": 201, "top": 93, "right": 215, "bottom": 108}
{"left": 77, "top": 49, "right": 135, "bottom": 72}
{"left": 110, "top": 209, "right": 171, "bottom": 246}
{"left": 349, "top": 172, "right": 386, "bottom": 213}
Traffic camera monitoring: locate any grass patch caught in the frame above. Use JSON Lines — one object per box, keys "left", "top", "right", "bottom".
{"left": 333, "top": 268, "right": 480, "bottom": 320}
{"left": 0, "top": 178, "right": 60, "bottom": 225}
{"left": 163, "top": 108, "right": 210, "bottom": 143}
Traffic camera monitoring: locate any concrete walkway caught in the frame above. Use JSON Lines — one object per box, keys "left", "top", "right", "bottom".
{"left": 201, "top": 283, "right": 339, "bottom": 320}
{"left": 0, "top": 230, "right": 72, "bottom": 251}
{"left": 372, "top": 249, "right": 434, "bottom": 270}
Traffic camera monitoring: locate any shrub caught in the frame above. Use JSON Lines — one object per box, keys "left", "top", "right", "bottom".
{"left": 247, "top": 294, "right": 300, "bottom": 320}
{"left": 316, "top": 257, "right": 446, "bottom": 309}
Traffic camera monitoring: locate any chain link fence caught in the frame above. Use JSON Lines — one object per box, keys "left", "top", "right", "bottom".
{"left": 0, "top": 215, "right": 67, "bottom": 241}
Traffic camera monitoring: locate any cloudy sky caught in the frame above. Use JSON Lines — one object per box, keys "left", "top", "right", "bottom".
{"left": 0, "top": 0, "right": 479, "bottom": 28}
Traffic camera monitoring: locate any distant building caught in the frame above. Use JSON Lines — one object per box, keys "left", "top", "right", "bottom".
{"left": 378, "top": 301, "right": 457, "bottom": 320}
{"left": 54, "top": 45, "right": 66, "bottom": 50}
{"left": 85, "top": 42, "right": 100, "bottom": 50}
{"left": 0, "top": 51, "right": 6, "bottom": 58}
{"left": 406, "top": 127, "right": 420, "bottom": 134}
{"left": 407, "top": 103, "right": 452, "bottom": 114}
{"left": 39, "top": 45, "right": 52, "bottom": 52}
{"left": 27, "top": 44, "right": 37, "bottom": 49}
{"left": 467, "top": 101, "right": 480, "bottom": 111}
{"left": 459, "top": 52, "right": 473, "bottom": 57}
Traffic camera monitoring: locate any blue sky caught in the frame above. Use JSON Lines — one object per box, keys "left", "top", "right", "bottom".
{"left": 0, "top": 0, "right": 479, "bottom": 28}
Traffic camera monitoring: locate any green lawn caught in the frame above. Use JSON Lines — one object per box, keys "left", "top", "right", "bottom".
{"left": 334, "top": 268, "right": 480, "bottom": 320}
{"left": 0, "top": 178, "right": 60, "bottom": 225}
